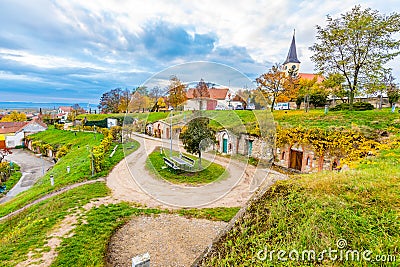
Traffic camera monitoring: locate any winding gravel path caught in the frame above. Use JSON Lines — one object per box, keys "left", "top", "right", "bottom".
{"left": 107, "top": 133, "right": 286, "bottom": 208}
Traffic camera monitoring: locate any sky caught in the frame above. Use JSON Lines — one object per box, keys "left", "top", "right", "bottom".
{"left": 0, "top": 0, "right": 399, "bottom": 104}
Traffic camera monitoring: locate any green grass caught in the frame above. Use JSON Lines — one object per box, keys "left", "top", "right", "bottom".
{"left": 78, "top": 109, "right": 400, "bottom": 134}
{"left": 77, "top": 111, "right": 169, "bottom": 123}
{"left": 146, "top": 148, "right": 227, "bottom": 185}
{"left": 177, "top": 207, "right": 240, "bottom": 222}
{"left": 0, "top": 129, "right": 139, "bottom": 218}
{"left": 272, "top": 108, "right": 400, "bottom": 130}
{"left": 199, "top": 146, "right": 400, "bottom": 266}
{"left": 51, "top": 203, "right": 163, "bottom": 267}
{"left": 0, "top": 182, "right": 110, "bottom": 267}
{"left": 0, "top": 163, "right": 21, "bottom": 196}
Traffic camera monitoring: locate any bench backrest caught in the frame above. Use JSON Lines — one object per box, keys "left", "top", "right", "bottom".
{"left": 181, "top": 155, "right": 195, "bottom": 164}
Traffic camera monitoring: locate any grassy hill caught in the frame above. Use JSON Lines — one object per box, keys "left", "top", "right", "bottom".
{"left": 82, "top": 108, "right": 400, "bottom": 134}
{"left": 0, "top": 128, "right": 139, "bottom": 218}
{"left": 199, "top": 142, "right": 400, "bottom": 266}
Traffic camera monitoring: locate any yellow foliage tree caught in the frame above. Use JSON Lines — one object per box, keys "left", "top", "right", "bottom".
{"left": 0, "top": 111, "right": 27, "bottom": 122}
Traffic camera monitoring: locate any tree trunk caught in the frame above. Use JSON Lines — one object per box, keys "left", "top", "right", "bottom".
{"left": 349, "top": 90, "right": 355, "bottom": 111}
{"left": 198, "top": 151, "right": 202, "bottom": 169}
{"left": 270, "top": 97, "right": 275, "bottom": 112}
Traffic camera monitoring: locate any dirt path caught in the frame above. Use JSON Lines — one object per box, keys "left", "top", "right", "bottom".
{"left": 4, "top": 134, "right": 287, "bottom": 267}
{"left": 107, "top": 133, "right": 286, "bottom": 208}
{"left": 0, "top": 178, "right": 105, "bottom": 222}
{"left": 106, "top": 214, "right": 227, "bottom": 267}
{"left": 15, "top": 196, "right": 120, "bottom": 267}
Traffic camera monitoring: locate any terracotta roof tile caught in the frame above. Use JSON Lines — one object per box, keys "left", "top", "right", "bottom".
{"left": 0, "top": 121, "right": 29, "bottom": 134}
{"left": 298, "top": 73, "right": 324, "bottom": 83}
{"left": 187, "top": 88, "right": 229, "bottom": 100}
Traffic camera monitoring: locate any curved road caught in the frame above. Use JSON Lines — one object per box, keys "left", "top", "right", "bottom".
{"left": 107, "top": 133, "right": 286, "bottom": 208}
{"left": 0, "top": 149, "right": 53, "bottom": 204}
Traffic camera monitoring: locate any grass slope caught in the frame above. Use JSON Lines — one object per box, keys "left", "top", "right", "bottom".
{"left": 0, "top": 182, "right": 110, "bottom": 267}
{"left": 0, "top": 128, "right": 139, "bottom": 217}
{"left": 200, "top": 146, "right": 400, "bottom": 266}
{"left": 0, "top": 163, "right": 21, "bottom": 196}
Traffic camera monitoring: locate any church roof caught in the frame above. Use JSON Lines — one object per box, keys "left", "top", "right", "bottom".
{"left": 283, "top": 33, "right": 300, "bottom": 64}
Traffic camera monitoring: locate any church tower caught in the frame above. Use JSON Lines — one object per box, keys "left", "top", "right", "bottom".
{"left": 282, "top": 30, "right": 300, "bottom": 76}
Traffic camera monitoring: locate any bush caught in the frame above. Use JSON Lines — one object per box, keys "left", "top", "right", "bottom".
{"left": 56, "top": 145, "right": 69, "bottom": 159}
{"left": 330, "top": 102, "right": 374, "bottom": 111}
{"left": 55, "top": 123, "right": 64, "bottom": 130}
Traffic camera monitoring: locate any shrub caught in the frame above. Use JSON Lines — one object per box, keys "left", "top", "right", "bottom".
{"left": 54, "top": 123, "right": 64, "bottom": 130}
{"left": 330, "top": 102, "right": 374, "bottom": 111}
{"left": 56, "top": 145, "right": 69, "bottom": 159}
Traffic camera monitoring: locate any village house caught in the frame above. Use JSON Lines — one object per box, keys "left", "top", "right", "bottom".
{"left": 0, "top": 120, "right": 47, "bottom": 149}
{"left": 184, "top": 87, "right": 246, "bottom": 110}
{"left": 146, "top": 120, "right": 184, "bottom": 139}
{"left": 57, "top": 106, "right": 73, "bottom": 123}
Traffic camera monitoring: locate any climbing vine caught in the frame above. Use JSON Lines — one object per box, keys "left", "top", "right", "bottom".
{"left": 276, "top": 126, "right": 384, "bottom": 169}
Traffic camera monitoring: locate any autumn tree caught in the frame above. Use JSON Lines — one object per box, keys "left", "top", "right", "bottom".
{"left": 98, "top": 88, "right": 130, "bottom": 113}
{"left": 67, "top": 104, "right": 85, "bottom": 122}
{"left": 193, "top": 78, "right": 210, "bottom": 110}
{"left": 181, "top": 116, "right": 216, "bottom": 168}
{"left": 168, "top": 75, "right": 187, "bottom": 110}
{"left": 276, "top": 72, "right": 300, "bottom": 103}
{"left": 128, "top": 88, "right": 151, "bottom": 112}
{"left": 0, "top": 111, "right": 27, "bottom": 122}
{"left": 256, "top": 64, "right": 287, "bottom": 112}
{"left": 118, "top": 89, "right": 131, "bottom": 112}
{"left": 149, "top": 86, "right": 164, "bottom": 111}
{"left": 310, "top": 5, "right": 400, "bottom": 110}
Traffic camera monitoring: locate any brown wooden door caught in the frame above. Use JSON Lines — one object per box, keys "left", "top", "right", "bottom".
{"left": 0, "top": 140, "right": 5, "bottom": 149}
{"left": 290, "top": 150, "right": 303, "bottom": 171}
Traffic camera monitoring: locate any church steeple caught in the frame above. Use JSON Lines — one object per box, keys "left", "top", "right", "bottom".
{"left": 283, "top": 30, "right": 300, "bottom": 75}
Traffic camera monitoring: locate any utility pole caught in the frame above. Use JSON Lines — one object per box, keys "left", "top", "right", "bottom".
{"left": 170, "top": 113, "right": 173, "bottom": 157}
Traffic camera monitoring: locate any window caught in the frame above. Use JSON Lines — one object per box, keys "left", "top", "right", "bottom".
{"left": 281, "top": 151, "right": 286, "bottom": 160}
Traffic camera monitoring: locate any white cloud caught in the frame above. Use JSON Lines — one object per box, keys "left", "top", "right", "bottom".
{"left": 1, "top": 0, "right": 400, "bottom": 102}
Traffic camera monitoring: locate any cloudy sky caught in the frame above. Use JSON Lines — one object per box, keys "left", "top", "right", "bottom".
{"left": 0, "top": 0, "right": 399, "bottom": 104}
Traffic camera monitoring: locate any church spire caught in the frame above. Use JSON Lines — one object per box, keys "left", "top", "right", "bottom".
{"left": 283, "top": 30, "right": 300, "bottom": 64}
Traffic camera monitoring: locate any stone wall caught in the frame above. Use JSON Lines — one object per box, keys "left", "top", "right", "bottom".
{"left": 275, "top": 143, "right": 338, "bottom": 173}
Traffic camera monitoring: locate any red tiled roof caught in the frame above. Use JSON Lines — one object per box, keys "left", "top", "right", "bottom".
{"left": 298, "top": 73, "right": 324, "bottom": 83}
{"left": 0, "top": 120, "right": 47, "bottom": 134}
{"left": 0, "top": 122, "right": 29, "bottom": 134}
{"left": 187, "top": 88, "right": 229, "bottom": 100}
{"left": 59, "top": 106, "right": 73, "bottom": 112}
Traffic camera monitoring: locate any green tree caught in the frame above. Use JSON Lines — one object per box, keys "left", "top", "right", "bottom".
{"left": 388, "top": 83, "right": 400, "bottom": 107}
{"left": 256, "top": 64, "right": 287, "bottom": 112}
{"left": 322, "top": 73, "right": 347, "bottom": 104}
{"left": 309, "top": 85, "right": 328, "bottom": 108}
{"left": 168, "top": 76, "right": 187, "bottom": 110}
{"left": 181, "top": 116, "right": 216, "bottom": 168}
{"left": 295, "top": 77, "right": 318, "bottom": 109}
{"left": 310, "top": 5, "right": 400, "bottom": 110}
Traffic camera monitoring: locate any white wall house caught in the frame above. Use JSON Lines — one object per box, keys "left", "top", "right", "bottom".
{"left": 0, "top": 120, "right": 47, "bottom": 148}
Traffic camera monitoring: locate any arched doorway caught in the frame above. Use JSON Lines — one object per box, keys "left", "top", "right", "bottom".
{"left": 222, "top": 132, "right": 228, "bottom": 153}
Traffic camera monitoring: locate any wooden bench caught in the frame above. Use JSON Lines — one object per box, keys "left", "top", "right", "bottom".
{"left": 180, "top": 154, "right": 195, "bottom": 168}
{"left": 163, "top": 157, "right": 180, "bottom": 170}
